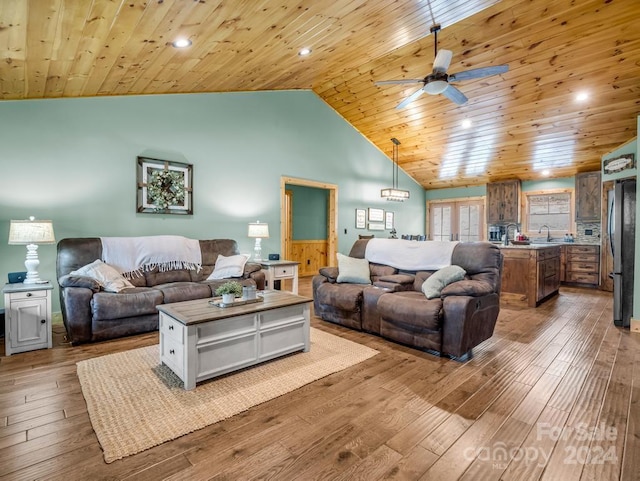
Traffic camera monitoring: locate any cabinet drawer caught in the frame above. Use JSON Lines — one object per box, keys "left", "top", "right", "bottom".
{"left": 273, "top": 265, "right": 295, "bottom": 278}
{"left": 10, "top": 290, "right": 47, "bottom": 300}
{"left": 161, "top": 336, "right": 184, "bottom": 378}
{"left": 160, "top": 313, "right": 184, "bottom": 343}
{"left": 567, "top": 253, "right": 598, "bottom": 263}
{"left": 567, "top": 245, "right": 599, "bottom": 255}
{"left": 567, "top": 272, "right": 599, "bottom": 284}
{"left": 566, "top": 262, "right": 598, "bottom": 273}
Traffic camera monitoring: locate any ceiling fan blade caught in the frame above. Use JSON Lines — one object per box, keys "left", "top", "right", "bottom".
{"left": 433, "top": 49, "right": 453, "bottom": 73}
{"left": 449, "top": 64, "right": 509, "bottom": 82}
{"left": 375, "top": 79, "right": 424, "bottom": 85}
{"left": 441, "top": 85, "right": 468, "bottom": 105}
{"left": 396, "top": 87, "right": 426, "bottom": 109}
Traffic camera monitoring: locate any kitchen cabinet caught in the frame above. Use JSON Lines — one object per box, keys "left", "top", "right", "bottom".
{"left": 564, "top": 244, "right": 600, "bottom": 286}
{"left": 487, "top": 180, "right": 520, "bottom": 224}
{"left": 575, "top": 171, "right": 601, "bottom": 221}
{"left": 500, "top": 245, "right": 561, "bottom": 307}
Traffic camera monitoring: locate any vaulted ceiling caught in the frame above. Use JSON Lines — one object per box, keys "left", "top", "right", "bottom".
{"left": 1, "top": 0, "right": 639, "bottom": 190}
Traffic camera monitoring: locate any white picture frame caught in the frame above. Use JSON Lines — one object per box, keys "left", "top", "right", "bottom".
{"left": 368, "top": 223, "right": 385, "bottom": 231}
{"left": 355, "top": 209, "right": 366, "bottom": 229}
{"left": 385, "top": 211, "right": 394, "bottom": 229}
{"left": 368, "top": 208, "right": 384, "bottom": 222}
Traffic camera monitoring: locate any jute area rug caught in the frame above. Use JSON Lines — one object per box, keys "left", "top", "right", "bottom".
{"left": 77, "top": 327, "right": 379, "bottom": 463}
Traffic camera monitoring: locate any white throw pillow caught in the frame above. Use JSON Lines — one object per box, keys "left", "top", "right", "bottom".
{"left": 336, "top": 253, "right": 371, "bottom": 284}
{"left": 421, "top": 265, "right": 466, "bottom": 299}
{"left": 70, "top": 259, "right": 134, "bottom": 293}
{"left": 207, "top": 254, "right": 249, "bottom": 280}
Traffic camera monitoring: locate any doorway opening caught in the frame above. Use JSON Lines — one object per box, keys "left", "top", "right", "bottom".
{"left": 280, "top": 177, "right": 338, "bottom": 276}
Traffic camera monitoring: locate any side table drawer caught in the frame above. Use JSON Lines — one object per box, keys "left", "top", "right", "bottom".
{"left": 161, "top": 336, "right": 184, "bottom": 378}
{"left": 273, "top": 265, "right": 296, "bottom": 278}
{"left": 160, "top": 313, "right": 184, "bottom": 343}
{"left": 10, "top": 290, "right": 48, "bottom": 300}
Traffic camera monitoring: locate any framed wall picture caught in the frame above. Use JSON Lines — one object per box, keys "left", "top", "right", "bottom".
{"left": 368, "top": 223, "right": 385, "bottom": 231}
{"left": 368, "top": 207, "right": 384, "bottom": 222}
{"left": 137, "top": 157, "right": 193, "bottom": 214}
{"left": 385, "top": 211, "right": 394, "bottom": 230}
{"left": 355, "top": 208, "right": 366, "bottom": 229}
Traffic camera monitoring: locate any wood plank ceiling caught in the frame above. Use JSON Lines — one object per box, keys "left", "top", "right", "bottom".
{"left": 1, "top": 0, "right": 639, "bottom": 190}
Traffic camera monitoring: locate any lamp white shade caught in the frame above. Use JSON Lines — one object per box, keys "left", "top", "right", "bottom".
{"left": 9, "top": 219, "right": 56, "bottom": 244}
{"left": 8, "top": 218, "right": 55, "bottom": 284}
{"left": 247, "top": 222, "right": 269, "bottom": 238}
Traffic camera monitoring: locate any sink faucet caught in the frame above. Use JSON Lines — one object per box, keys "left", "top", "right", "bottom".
{"left": 538, "top": 224, "right": 551, "bottom": 242}
{"left": 504, "top": 223, "right": 519, "bottom": 245}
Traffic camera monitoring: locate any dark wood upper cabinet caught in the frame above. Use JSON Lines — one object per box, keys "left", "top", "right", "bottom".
{"left": 487, "top": 180, "right": 520, "bottom": 224}
{"left": 575, "top": 171, "right": 601, "bottom": 221}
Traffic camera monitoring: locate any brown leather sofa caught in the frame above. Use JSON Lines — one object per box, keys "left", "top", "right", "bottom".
{"left": 313, "top": 239, "right": 503, "bottom": 360}
{"left": 56, "top": 238, "right": 265, "bottom": 344}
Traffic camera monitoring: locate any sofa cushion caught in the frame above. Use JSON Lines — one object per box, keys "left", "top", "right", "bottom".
{"left": 315, "top": 282, "right": 367, "bottom": 312}
{"left": 441, "top": 279, "right": 494, "bottom": 297}
{"left": 70, "top": 259, "right": 134, "bottom": 293}
{"left": 336, "top": 253, "right": 371, "bottom": 284}
{"left": 58, "top": 274, "right": 101, "bottom": 292}
{"left": 144, "top": 268, "right": 192, "bottom": 287}
{"left": 91, "top": 288, "right": 163, "bottom": 321}
{"left": 377, "top": 291, "right": 443, "bottom": 332}
{"left": 207, "top": 254, "right": 249, "bottom": 280}
{"left": 154, "top": 282, "right": 212, "bottom": 304}
{"left": 422, "top": 265, "right": 466, "bottom": 299}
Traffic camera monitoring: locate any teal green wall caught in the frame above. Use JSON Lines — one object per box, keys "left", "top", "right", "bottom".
{"left": 521, "top": 177, "right": 574, "bottom": 191}
{"left": 425, "top": 185, "right": 486, "bottom": 200}
{"left": 287, "top": 184, "right": 328, "bottom": 240}
{"left": 0, "top": 91, "right": 426, "bottom": 312}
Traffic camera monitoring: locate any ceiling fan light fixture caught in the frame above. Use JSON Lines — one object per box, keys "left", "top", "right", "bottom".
{"left": 424, "top": 79, "right": 448, "bottom": 95}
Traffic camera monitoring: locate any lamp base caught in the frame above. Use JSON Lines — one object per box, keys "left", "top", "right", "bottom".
{"left": 23, "top": 244, "right": 43, "bottom": 284}
{"left": 253, "top": 238, "right": 263, "bottom": 262}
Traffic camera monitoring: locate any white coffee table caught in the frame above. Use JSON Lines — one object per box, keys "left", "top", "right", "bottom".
{"left": 156, "top": 290, "right": 311, "bottom": 390}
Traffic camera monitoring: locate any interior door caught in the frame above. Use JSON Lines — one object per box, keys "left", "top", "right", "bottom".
{"left": 284, "top": 190, "right": 293, "bottom": 261}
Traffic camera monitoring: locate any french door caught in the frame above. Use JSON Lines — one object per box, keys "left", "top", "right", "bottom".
{"left": 429, "top": 200, "right": 484, "bottom": 242}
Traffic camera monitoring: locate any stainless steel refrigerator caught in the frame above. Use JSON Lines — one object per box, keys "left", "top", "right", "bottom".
{"left": 608, "top": 178, "right": 636, "bottom": 327}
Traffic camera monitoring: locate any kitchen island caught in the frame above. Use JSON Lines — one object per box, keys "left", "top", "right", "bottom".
{"left": 499, "top": 243, "right": 562, "bottom": 307}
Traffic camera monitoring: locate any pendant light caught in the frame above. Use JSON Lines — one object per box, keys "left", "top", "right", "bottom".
{"left": 381, "top": 137, "right": 410, "bottom": 202}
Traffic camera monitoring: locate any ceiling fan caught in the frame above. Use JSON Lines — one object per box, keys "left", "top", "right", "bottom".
{"left": 376, "top": 24, "right": 509, "bottom": 109}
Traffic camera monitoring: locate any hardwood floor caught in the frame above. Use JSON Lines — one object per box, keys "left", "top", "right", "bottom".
{"left": 1, "top": 279, "right": 638, "bottom": 480}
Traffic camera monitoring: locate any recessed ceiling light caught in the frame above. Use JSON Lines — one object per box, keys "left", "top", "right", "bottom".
{"left": 298, "top": 47, "right": 312, "bottom": 56}
{"left": 575, "top": 91, "right": 589, "bottom": 102}
{"left": 461, "top": 119, "right": 472, "bottom": 129}
{"left": 542, "top": 169, "right": 550, "bottom": 176}
{"left": 172, "top": 38, "right": 192, "bottom": 48}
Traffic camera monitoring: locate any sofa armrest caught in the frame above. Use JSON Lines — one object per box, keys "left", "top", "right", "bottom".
{"left": 58, "top": 274, "right": 101, "bottom": 292}
{"left": 441, "top": 279, "right": 494, "bottom": 298}
{"left": 60, "top": 286, "right": 95, "bottom": 344}
{"left": 243, "top": 262, "right": 262, "bottom": 276}
{"left": 248, "top": 269, "right": 265, "bottom": 290}
{"left": 318, "top": 266, "right": 338, "bottom": 283}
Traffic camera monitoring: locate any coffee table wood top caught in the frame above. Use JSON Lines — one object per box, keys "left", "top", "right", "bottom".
{"left": 156, "top": 290, "right": 312, "bottom": 326}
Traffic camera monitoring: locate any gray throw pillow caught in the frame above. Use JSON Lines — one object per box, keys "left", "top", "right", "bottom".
{"left": 336, "top": 253, "right": 371, "bottom": 284}
{"left": 421, "top": 265, "right": 466, "bottom": 299}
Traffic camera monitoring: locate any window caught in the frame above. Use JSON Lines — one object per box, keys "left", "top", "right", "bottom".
{"left": 428, "top": 199, "right": 484, "bottom": 242}
{"left": 524, "top": 190, "right": 574, "bottom": 236}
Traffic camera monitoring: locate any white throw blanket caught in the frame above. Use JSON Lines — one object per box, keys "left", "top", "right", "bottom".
{"left": 100, "top": 235, "right": 202, "bottom": 278}
{"left": 364, "top": 238, "right": 459, "bottom": 271}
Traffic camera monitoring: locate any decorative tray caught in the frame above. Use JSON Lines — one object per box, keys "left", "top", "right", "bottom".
{"left": 209, "top": 295, "right": 264, "bottom": 308}
{"left": 510, "top": 240, "right": 531, "bottom": 245}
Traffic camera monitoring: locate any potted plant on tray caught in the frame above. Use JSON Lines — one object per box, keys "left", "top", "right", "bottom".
{"left": 215, "top": 281, "right": 243, "bottom": 304}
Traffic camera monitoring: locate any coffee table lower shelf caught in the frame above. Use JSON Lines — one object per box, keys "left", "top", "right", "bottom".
{"left": 157, "top": 292, "right": 311, "bottom": 390}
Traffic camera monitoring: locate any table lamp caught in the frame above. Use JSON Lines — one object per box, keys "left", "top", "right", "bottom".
{"left": 247, "top": 221, "right": 269, "bottom": 261}
{"left": 8, "top": 216, "right": 56, "bottom": 284}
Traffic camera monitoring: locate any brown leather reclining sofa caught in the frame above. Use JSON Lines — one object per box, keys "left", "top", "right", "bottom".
{"left": 313, "top": 239, "right": 503, "bottom": 361}
{"left": 56, "top": 238, "right": 265, "bottom": 344}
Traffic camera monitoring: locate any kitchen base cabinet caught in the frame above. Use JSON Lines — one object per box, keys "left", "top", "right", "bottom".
{"left": 564, "top": 245, "right": 600, "bottom": 287}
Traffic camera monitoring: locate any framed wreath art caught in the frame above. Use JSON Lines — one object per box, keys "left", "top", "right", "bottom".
{"left": 136, "top": 156, "right": 193, "bottom": 214}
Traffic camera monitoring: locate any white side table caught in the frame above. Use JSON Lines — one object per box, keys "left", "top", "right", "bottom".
{"left": 260, "top": 260, "right": 300, "bottom": 294}
{"left": 3, "top": 282, "right": 53, "bottom": 356}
